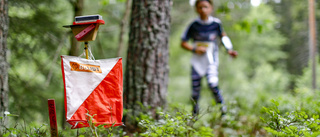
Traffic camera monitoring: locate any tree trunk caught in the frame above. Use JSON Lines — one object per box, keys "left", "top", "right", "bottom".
{"left": 270, "top": 0, "right": 310, "bottom": 89}
{"left": 69, "top": 0, "right": 83, "bottom": 56}
{"left": 124, "top": 0, "right": 171, "bottom": 133}
{"left": 117, "top": 0, "right": 132, "bottom": 57}
{"left": 0, "top": 0, "right": 9, "bottom": 121}
{"left": 309, "top": 0, "right": 317, "bottom": 90}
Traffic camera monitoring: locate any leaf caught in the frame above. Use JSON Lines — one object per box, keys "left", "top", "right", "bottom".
{"left": 271, "top": 99, "right": 279, "bottom": 106}
{"left": 257, "top": 25, "right": 263, "bottom": 33}
{"left": 101, "top": 0, "right": 109, "bottom": 5}
{"left": 240, "top": 20, "right": 251, "bottom": 33}
{"left": 7, "top": 114, "right": 19, "bottom": 117}
{"left": 3, "top": 132, "right": 10, "bottom": 137}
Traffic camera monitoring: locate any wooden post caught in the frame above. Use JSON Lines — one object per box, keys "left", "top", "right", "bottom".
{"left": 85, "top": 41, "right": 88, "bottom": 59}
{"left": 48, "top": 99, "right": 58, "bottom": 137}
{"left": 309, "top": 0, "right": 317, "bottom": 90}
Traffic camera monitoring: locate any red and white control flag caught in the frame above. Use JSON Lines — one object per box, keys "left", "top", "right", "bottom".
{"left": 61, "top": 55, "right": 123, "bottom": 129}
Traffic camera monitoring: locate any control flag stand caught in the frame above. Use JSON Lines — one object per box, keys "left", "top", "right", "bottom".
{"left": 63, "top": 15, "right": 105, "bottom": 59}
{"left": 61, "top": 15, "right": 124, "bottom": 130}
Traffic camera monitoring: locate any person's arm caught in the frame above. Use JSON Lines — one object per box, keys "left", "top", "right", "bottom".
{"left": 221, "top": 32, "right": 238, "bottom": 58}
{"left": 181, "top": 41, "right": 206, "bottom": 55}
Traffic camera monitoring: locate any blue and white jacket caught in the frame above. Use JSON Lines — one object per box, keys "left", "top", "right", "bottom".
{"left": 181, "top": 16, "right": 229, "bottom": 76}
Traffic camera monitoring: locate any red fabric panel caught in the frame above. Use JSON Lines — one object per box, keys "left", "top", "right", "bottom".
{"left": 61, "top": 56, "right": 68, "bottom": 120}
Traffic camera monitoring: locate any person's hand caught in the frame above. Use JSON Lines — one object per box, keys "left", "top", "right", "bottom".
{"left": 228, "top": 50, "right": 238, "bottom": 58}
{"left": 194, "top": 46, "right": 207, "bottom": 55}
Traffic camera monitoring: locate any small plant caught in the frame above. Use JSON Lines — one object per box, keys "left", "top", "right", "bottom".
{"left": 206, "top": 100, "right": 265, "bottom": 136}
{"left": 0, "top": 111, "right": 48, "bottom": 137}
{"left": 138, "top": 106, "right": 214, "bottom": 137}
{"left": 261, "top": 99, "right": 320, "bottom": 136}
{"left": 73, "top": 110, "right": 125, "bottom": 137}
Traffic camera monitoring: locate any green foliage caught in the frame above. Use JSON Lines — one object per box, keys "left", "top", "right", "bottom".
{"left": 1, "top": 124, "right": 48, "bottom": 137}
{"left": 0, "top": 111, "right": 126, "bottom": 137}
{"left": 261, "top": 99, "right": 320, "bottom": 136}
{"left": 70, "top": 111, "right": 125, "bottom": 137}
{"left": 0, "top": 112, "right": 48, "bottom": 137}
{"left": 8, "top": 0, "right": 71, "bottom": 123}
{"left": 138, "top": 105, "right": 214, "bottom": 137}
{"left": 268, "top": 0, "right": 310, "bottom": 75}
{"left": 260, "top": 62, "right": 320, "bottom": 136}
{"left": 200, "top": 101, "right": 265, "bottom": 136}
{"left": 216, "top": 3, "right": 289, "bottom": 116}
{"left": 101, "top": 0, "right": 126, "bottom": 5}
{"left": 295, "top": 59, "right": 320, "bottom": 92}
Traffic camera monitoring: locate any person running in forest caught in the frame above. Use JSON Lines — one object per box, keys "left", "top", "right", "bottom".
{"left": 181, "top": 0, "right": 238, "bottom": 115}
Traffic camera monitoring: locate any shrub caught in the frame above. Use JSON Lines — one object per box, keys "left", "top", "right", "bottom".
{"left": 261, "top": 99, "right": 320, "bottom": 136}
{"left": 138, "top": 105, "right": 214, "bottom": 137}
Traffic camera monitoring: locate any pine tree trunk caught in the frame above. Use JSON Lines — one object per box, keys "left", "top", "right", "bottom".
{"left": 69, "top": 0, "right": 83, "bottom": 56}
{"left": 124, "top": 0, "right": 171, "bottom": 133}
{"left": 117, "top": 0, "right": 132, "bottom": 57}
{"left": 0, "top": 0, "right": 9, "bottom": 119}
{"left": 309, "top": 0, "right": 317, "bottom": 90}
{"left": 271, "top": 0, "right": 310, "bottom": 89}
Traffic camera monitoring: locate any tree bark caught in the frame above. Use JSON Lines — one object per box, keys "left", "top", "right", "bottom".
{"left": 0, "top": 0, "right": 8, "bottom": 121}
{"left": 117, "top": 0, "right": 132, "bottom": 57}
{"left": 124, "top": 0, "right": 171, "bottom": 133}
{"left": 270, "top": 0, "right": 310, "bottom": 89}
{"left": 69, "top": 0, "right": 83, "bottom": 56}
{"left": 309, "top": 0, "right": 317, "bottom": 90}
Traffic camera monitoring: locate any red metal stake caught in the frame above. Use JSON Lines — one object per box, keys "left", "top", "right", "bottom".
{"left": 48, "top": 99, "right": 58, "bottom": 137}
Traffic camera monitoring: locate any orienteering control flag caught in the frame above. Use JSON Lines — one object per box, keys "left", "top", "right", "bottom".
{"left": 61, "top": 55, "right": 123, "bottom": 128}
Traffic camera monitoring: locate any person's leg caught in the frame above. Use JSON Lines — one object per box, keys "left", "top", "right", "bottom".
{"left": 208, "top": 86, "right": 223, "bottom": 104}
{"left": 206, "top": 65, "right": 223, "bottom": 102}
{"left": 191, "top": 67, "right": 202, "bottom": 115}
{"left": 206, "top": 64, "right": 226, "bottom": 114}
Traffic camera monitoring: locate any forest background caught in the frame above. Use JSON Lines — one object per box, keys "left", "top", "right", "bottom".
{"left": 2, "top": 0, "right": 320, "bottom": 136}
